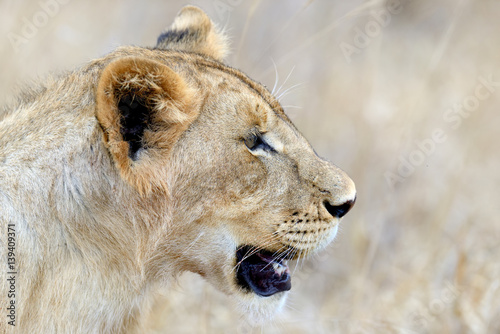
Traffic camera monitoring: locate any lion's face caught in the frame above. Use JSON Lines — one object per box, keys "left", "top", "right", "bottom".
{"left": 96, "top": 6, "right": 356, "bottom": 322}
{"left": 162, "top": 70, "right": 356, "bottom": 320}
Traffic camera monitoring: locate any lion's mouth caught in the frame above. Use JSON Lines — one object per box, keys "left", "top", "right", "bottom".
{"left": 235, "top": 246, "right": 291, "bottom": 297}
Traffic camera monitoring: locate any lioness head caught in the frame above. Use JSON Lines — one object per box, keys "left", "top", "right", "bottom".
{"left": 96, "top": 6, "right": 356, "bottom": 322}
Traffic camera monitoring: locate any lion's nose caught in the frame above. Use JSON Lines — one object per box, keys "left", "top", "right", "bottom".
{"left": 323, "top": 197, "right": 355, "bottom": 218}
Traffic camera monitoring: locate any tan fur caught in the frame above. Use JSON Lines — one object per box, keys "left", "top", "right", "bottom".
{"left": 0, "top": 6, "right": 356, "bottom": 333}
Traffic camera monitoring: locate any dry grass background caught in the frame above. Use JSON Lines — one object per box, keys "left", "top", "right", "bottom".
{"left": 1, "top": 0, "right": 500, "bottom": 333}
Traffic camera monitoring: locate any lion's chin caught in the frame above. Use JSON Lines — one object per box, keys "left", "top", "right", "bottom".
{"left": 232, "top": 289, "right": 288, "bottom": 325}
{"left": 226, "top": 246, "right": 292, "bottom": 324}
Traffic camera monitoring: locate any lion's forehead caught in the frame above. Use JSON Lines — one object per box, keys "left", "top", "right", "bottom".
{"left": 100, "top": 46, "right": 291, "bottom": 122}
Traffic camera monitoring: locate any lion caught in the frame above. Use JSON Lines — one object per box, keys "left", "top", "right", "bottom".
{"left": 0, "top": 6, "right": 356, "bottom": 333}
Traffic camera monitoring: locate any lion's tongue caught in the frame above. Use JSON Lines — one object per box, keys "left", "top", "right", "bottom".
{"left": 236, "top": 248, "right": 291, "bottom": 297}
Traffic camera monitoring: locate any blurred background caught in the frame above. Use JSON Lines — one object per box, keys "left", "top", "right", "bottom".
{"left": 1, "top": 0, "right": 499, "bottom": 333}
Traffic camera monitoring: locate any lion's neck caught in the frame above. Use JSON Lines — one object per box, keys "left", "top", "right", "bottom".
{"left": 0, "top": 105, "right": 174, "bottom": 332}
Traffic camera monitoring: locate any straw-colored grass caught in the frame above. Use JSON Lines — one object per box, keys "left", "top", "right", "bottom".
{"left": 2, "top": 1, "right": 499, "bottom": 332}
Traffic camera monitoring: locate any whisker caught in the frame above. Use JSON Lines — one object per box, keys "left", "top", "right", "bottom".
{"left": 179, "top": 231, "right": 204, "bottom": 255}
{"left": 275, "top": 66, "right": 296, "bottom": 97}
{"left": 230, "top": 233, "right": 281, "bottom": 273}
{"left": 270, "top": 58, "right": 280, "bottom": 95}
{"left": 281, "top": 105, "right": 303, "bottom": 109}
{"left": 277, "top": 82, "right": 305, "bottom": 101}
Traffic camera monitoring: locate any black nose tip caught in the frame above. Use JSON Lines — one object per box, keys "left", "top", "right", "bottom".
{"left": 323, "top": 198, "right": 355, "bottom": 218}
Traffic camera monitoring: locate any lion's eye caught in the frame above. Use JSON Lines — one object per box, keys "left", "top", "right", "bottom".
{"left": 244, "top": 133, "right": 274, "bottom": 152}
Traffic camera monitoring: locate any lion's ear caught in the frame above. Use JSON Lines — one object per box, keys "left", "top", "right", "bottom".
{"left": 96, "top": 56, "right": 197, "bottom": 194}
{"left": 156, "top": 5, "right": 228, "bottom": 61}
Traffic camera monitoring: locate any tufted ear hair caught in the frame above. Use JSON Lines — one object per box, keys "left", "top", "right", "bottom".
{"left": 156, "top": 5, "right": 229, "bottom": 61}
{"left": 96, "top": 56, "right": 198, "bottom": 194}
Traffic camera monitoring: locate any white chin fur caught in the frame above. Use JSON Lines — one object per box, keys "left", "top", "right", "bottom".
{"left": 331, "top": 223, "right": 339, "bottom": 240}
{"left": 233, "top": 290, "right": 288, "bottom": 325}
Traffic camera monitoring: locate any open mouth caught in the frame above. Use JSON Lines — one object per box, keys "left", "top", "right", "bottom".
{"left": 235, "top": 246, "right": 292, "bottom": 297}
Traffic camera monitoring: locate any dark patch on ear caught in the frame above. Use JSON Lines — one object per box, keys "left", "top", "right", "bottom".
{"left": 155, "top": 6, "right": 228, "bottom": 60}
{"left": 157, "top": 29, "right": 193, "bottom": 46}
{"left": 117, "top": 94, "right": 151, "bottom": 160}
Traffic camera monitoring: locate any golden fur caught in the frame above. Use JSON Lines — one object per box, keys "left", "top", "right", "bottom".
{"left": 0, "top": 6, "right": 356, "bottom": 333}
